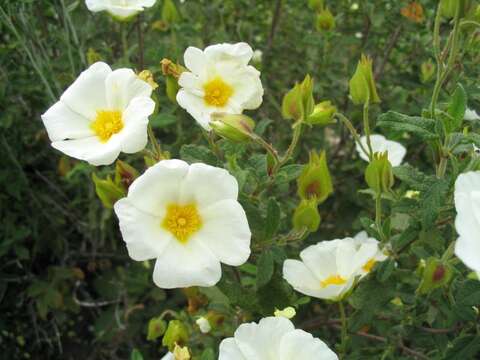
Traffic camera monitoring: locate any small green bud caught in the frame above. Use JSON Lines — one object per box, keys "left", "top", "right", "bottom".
{"left": 349, "top": 54, "right": 381, "bottom": 105}
{"left": 297, "top": 150, "right": 333, "bottom": 203}
{"left": 420, "top": 59, "right": 436, "bottom": 83}
{"left": 364, "top": 152, "right": 394, "bottom": 194}
{"left": 92, "top": 173, "right": 126, "bottom": 209}
{"left": 210, "top": 113, "right": 255, "bottom": 142}
{"left": 162, "top": 320, "right": 189, "bottom": 351}
{"left": 305, "top": 101, "right": 337, "bottom": 126}
{"left": 162, "top": 0, "right": 181, "bottom": 24}
{"left": 417, "top": 257, "right": 453, "bottom": 294}
{"left": 147, "top": 317, "right": 167, "bottom": 341}
{"left": 293, "top": 199, "right": 321, "bottom": 232}
{"left": 308, "top": 0, "right": 324, "bottom": 12}
{"left": 282, "top": 75, "right": 315, "bottom": 122}
{"left": 115, "top": 160, "right": 139, "bottom": 190}
{"left": 316, "top": 8, "right": 335, "bottom": 31}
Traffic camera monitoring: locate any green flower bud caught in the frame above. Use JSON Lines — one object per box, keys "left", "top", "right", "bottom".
{"left": 293, "top": 199, "right": 321, "bottom": 232}
{"left": 115, "top": 160, "right": 139, "bottom": 190}
{"left": 92, "top": 173, "right": 126, "bottom": 209}
{"left": 316, "top": 8, "right": 335, "bottom": 31}
{"left": 162, "top": 0, "right": 181, "bottom": 24}
{"left": 305, "top": 101, "right": 337, "bottom": 126}
{"left": 297, "top": 150, "right": 333, "bottom": 203}
{"left": 162, "top": 320, "right": 189, "bottom": 351}
{"left": 147, "top": 316, "right": 167, "bottom": 341}
{"left": 210, "top": 113, "right": 255, "bottom": 142}
{"left": 300, "top": 74, "right": 315, "bottom": 118}
{"left": 282, "top": 75, "right": 315, "bottom": 122}
{"left": 349, "top": 54, "right": 381, "bottom": 105}
{"left": 417, "top": 257, "right": 453, "bottom": 294}
{"left": 364, "top": 152, "right": 394, "bottom": 194}
{"left": 308, "top": 0, "right": 324, "bottom": 12}
{"left": 420, "top": 59, "right": 436, "bottom": 83}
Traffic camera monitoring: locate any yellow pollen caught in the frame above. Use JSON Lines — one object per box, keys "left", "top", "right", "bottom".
{"left": 320, "top": 275, "right": 347, "bottom": 288}
{"left": 362, "top": 258, "right": 376, "bottom": 272}
{"left": 90, "top": 110, "right": 124, "bottom": 142}
{"left": 203, "top": 77, "right": 234, "bottom": 107}
{"left": 162, "top": 203, "right": 202, "bottom": 244}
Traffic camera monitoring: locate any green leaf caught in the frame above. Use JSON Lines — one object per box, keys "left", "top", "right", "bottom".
{"left": 150, "top": 113, "right": 177, "bottom": 129}
{"left": 445, "top": 83, "right": 467, "bottom": 133}
{"left": 393, "top": 165, "right": 430, "bottom": 191}
{"left": 419, "top": 178, "right": 449, "bottom": 228}
{"left": 200, "top": 348, "right": 215, "bottom": 360}
{"left": 377, "top": 111, "right": 438, "bottom": 140}
{"left": 264, "top": 198, "right": 281, "bottom": 240}
{"left": 180, "top": 144, "right": 218, "bottom": 165}
{"left": 256, "top": 250, "right": 274, "bottom": 288}
{"left": 275, "top": 164, "right": 304, "bottom": 185}
{"left": 130, "top": 349, "right": 144, "bottom": 360}
{"left": 445, "top": 335, "right": 480, "bottom": 360}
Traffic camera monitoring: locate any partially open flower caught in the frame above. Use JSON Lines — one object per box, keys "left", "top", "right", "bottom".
{"left": 41, "top": 62, "right": 155, "bottom": 166}
{"left": 283, "top": 235, "right": 384, "bottom": 301}
{"left": 356, "top": 134, "right": 406, "bottom": 167}
{"left": 176, "top": 43, "right": 263, "bottom": 130}
{"left": 218, "top": 317, "right": 338, "bottom": 360}
{"left": 86, "top": 0, "right": 157, "bottom": 20}
{"left": 454, "top": 171, "right": 480, "bottom": 278}
{"left": 114, "top": 159, "right": 251, "bottom": 288}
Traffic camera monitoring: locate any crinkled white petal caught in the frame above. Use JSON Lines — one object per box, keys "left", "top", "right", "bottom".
{"left": 279, "top": 329, "right": 339, "bottom": 360}
{"left": 204, "top": 42, "right": 254, "bottom": 65}
{"left": 357, "top": 134, "right": 406, "bottom": 166}
{"left": 193, "top": 199, "right": 251, "bottom": 266}
{"left": 283, "top": 260, "right": 330, "bottom": 299}
{"left": 299, "top": 243, "right": 338, "bottom": 281}
{"left": 41, "top": 101, "right": 93, "bottom": 142}
{"left": 127, "top": 159, "right": 189, "bottom": 216}
{"left": 60, "top": 62, "right": 111, "bottom": 120}
{"left": 183, "top": 46, "right": 208, "bottom": 76}
{"left": 105, "top": 68, "right": 152, "bottom": 111}
{"left": 179, "top": 162, "right": 238, "bottom": 207}
{"left": 119, "top": 97, "right": 155, "bottom": 153}
{"left": 114, "top": 198, "right": 172, "bottom": 260}
{"left": 152, "top": 238, "right": 221, "bottom": 288}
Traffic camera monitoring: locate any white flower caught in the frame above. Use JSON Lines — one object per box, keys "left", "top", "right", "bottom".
{"left": 356, "top": 134, "right": 406, "bottom": 166}
{"left": 176, "top": 42, "right": 264, "bottom": 130}
{"left": 283, "top": 235, "right": 385, "bottom": 301}
{"left": 196, "top": 317, "right": 211, "bottom": 333}
{"left": 86, "top": 0, "right": 156, "bottom": 19}
{"left": 218, "top": 317, "right": 338, "bottom": 360}
{"left": 464, "top": 108, "right": 480, "bottom": 121}
{"left": 41, "top": 62, "right": 154, "bottom": 166}
{"left": 113, "top": 159, "right": 251, "bottom": 288}
{"left": 454, "top": 171, "right": 480, "bottom": 277}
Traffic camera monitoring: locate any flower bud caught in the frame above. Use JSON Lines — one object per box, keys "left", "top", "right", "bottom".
{"left": 162, "top": 320, "right": 189, "bottom": 351}
{"left": 138, "top": 70, "right": 159, "bottom": 90}
{"left": 349, "top": 54, "right": 381, "bottom": 105}
{"left": 92, "top": 173, "right": 126, "bottom": 209}
{"left": 282, "top": 75, "right": 315, "bottom": 122}
{"left": 162, "top": 0, "right": 180, "bottom": 24}
{"left": 172, "top": 344, "right": 190, "bottom": 360}
{"left": 316, "top": 8, "right": 335, "bottom": 31}
{"left": 417, "top": 257, "right": 453, "bottom": 294}
{"left": 420, "top": 59, "right": 436, "bottom": 83}
{"left": 209, "top": 113, "right": 255, "bottom": 142}
{"left": 147, "top": 316, "right": 167, "bottom": 341}
{"left": 195, "top": 317, "right": 211, "bottom": 334}
{"left": 274, "top": 306, "right": 296, "bottom": 319}
{"left": 160, "top": 59, "right": 187, "bottom": 79}
{"left": 305, "top": 101, "right": 337, "bottom": 126}
{"left": 115, "top": 160, "right": 139, "bottom": 190}
{"left": 297, "top": 150, "right": 333, "bottom": 204}
{"left": 308, "top": 0, "right": 324, "bottom": 12}
{"left": 364, "top": 152, "right": 394, "bottom": 194}
{"left": 293, "top": 199, "right": 321, "bottom": 232}
{"left": 166, "top": 76, "right": 180, "bottom": 104}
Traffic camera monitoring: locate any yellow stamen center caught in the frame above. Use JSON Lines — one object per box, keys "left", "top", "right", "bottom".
{"left": 203, "top": 77, "right": 234, "bottom": 107}
{"left": 90, "top": 110, "right": 124, "bottom": 142}
{"left": 362, "top": 258, "right": 376, "bottom": 273}
{"left": 320, "top": 275, "right": 347, "bottom": 288}
{"left": 162, "top": 203, "right": 202, "bottom": 244}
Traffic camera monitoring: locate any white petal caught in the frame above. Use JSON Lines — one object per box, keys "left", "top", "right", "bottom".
{"left": 114, "top": 198, "right": 172, "bottom": 261}
{"left": 283, "top": 260, "right": 323, "bottom": 296}
{"left": 464, "top": 108, "right": 480, "bottom": 121}
{"left": 160, "top": 353, "right": 174, "bottom": 360}
{"left": 176, "top": 89, "right": 213, "bottom": 130}
{"left": 51, "top": 135, "right": 121, "bottom": 166}
{"left": 385, "top": 139, "right": 407, "bottom": 166}
{"left": 184, "top": 46, "right": 208, "bottom": 76}
{"left": 218, "top": 338, "right": 248, "bottom": 360}
{"left": 60, "top": 62, "right": 111, "bottom": 120}
{"left": 204, "top": 43, "right": 253, "bottom": 66}
{"left": 152, "top": 239, "right": 221, "bottom": 288}
{"left": 119, "top": 97, "right": 155, "bottom": 153}
{"left": 105, "top": 68, "right": 152, "bottom": 111}
{"left": 41, "top": 101, "right": 92, "bottom": 141}
{"left": 299, "top": 242, "right": 338, "bottom": 281}
{"left": 180, "top": 162, "right": 238, "bottom": 207}
{"left": 279, "top": 330, "right": 338, "bottom": 360}
{"left": 455, "top": 236, "right": 480, "bottom": 273}
{"left": 127, "top": 159, "right": 189, "bottom": 216}
{"left": 227, "top": 66, "right": 263, "bottom": 110}
{"left": 357, "top": 134, "right": 406, "bottom": 166}
{"left": 455, "top": 172, "right": 480, "bottom": 216}
{"left": 194, "top": 199, "right": 251, "bottom": 266}
{"left": 178, "top": 72, "right": 204, "bottom": 94}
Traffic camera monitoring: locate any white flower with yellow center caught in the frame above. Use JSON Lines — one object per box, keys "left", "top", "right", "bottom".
{"left": 218, "top": 317, "right": 338, "bottom": 360}
{"left": 356, "top": 134, "right": 406, "bottom": 167}
{"left": 113, "top": 159, "right": 251, "bottom": 288}
{"left": 86, "top": 0, "right": 156, "bottom": 19}
{"left": 352, "top": 231, "right": 388, "bottom": 276}
{"left": 176, "top": 42, "right": 264, "bottom": 130}
{"left": 41, "top": 62, "right": 154, "bottom": 166}
{"left": 283, "top": 235, "right": 385, "bottom": 301}
{"left": 454, "top": 171, "right": 480, "bottom": 278}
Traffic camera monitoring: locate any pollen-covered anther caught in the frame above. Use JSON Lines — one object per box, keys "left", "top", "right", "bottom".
{"left": 90, "top": 110, "right": 124, "bottom": 142}
{"left": 162, "top": 203, "right": 202, "bottom": 243}
{"left": 320, "top": 275, "right": 347, "bottom": 288}
{"left": 203, "top": 77, "right": 234, "bottom": 107}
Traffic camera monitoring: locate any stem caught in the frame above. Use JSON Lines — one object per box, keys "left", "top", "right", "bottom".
{"left": 272, "top": 122, "right": 302, "bottom": 174}
{"left": 251, "top": 133, "right": 280, "bottom": 165}
{"left": 375, "top": 193, "right": 385, "bottom": 242}
{"left": 339, "top": 301, "right": 348, "bottom": 358}
{"left": 336, "top": 112, "right": 370, "bottom": 158}
{"left": 363, "top": 102, "right": 373, "bottom": 160}
{"left": 147, "top": 125, "right": 162, "bottom": 160}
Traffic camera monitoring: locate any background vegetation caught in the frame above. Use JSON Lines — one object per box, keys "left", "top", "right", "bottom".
{"left": 1, "top": 0, "right": 480, "bottom": 359}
